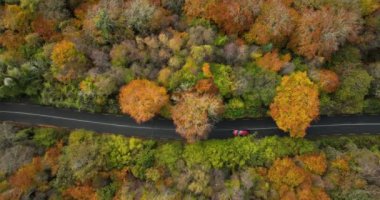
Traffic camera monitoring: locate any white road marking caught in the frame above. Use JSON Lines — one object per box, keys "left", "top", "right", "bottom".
{"left": 215, "top": 127, "right": 278, "bottom": 131}
{"left": 212, "top": 123, "right": 380, "bottom": 131}
{"left": 311, "top": 123, "right": 380, "bottom": 127}
{"left": 0, "top": 111, "right": 173, "bottom": 130}
{"left": 2, "top": 110, "right": 380, "bottom": 132}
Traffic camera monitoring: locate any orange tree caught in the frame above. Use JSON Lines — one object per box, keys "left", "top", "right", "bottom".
{"left": 171, "top": 92, "right": 224, "bottom": 142}
{"left": 245, "top": 0, "right": 298, "bottom": 46}
{"left": 270, "top": 72, "right": 319, "bottom": 137}
{"left": 257, "top": 50, "right": 292, "bottom": 72}
{"left": 288, "top": 7, "right": 361, "bottom": 59}
{"left": 268, "top": 157, "right": 307, "bottom": 187}
{"left": 119, "top": 79, "right": 169, "bottom": 123}
{"left": 310, "top": 69, "right": 340, "bottom": 93}
{"left": 63, "top": 185, "right": 97, "bottom": 200}
{"left": 9, "top": 157, "right": 43, "bottom": 193}
{"left": 297, "top": 153, "right": 327, "bottom": 175}
{"left": 184, "top": 0, "right": 260, "bottom": 34}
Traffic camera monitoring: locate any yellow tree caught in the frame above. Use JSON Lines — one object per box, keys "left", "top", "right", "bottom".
{"left": 119, "top": 80, "right": 169, "bottom": 123}
{"left": 270, "top": 72, "right": 319, "bottom": 137}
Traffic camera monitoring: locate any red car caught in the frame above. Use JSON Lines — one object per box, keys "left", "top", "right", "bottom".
{"left": 233, "top": 130, "right": 250, "bottom": 136}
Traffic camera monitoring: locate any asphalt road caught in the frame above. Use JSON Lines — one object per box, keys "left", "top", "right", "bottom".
{"left": 0, "top": 102, "right": 380, "bottom": 140}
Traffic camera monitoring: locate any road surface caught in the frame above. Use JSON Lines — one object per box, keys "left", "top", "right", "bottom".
{"left": 0, "top": 102, "right": 380, "bottom": 140}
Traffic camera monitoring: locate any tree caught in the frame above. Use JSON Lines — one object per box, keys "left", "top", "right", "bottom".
{"left": 288, "top": 7, "right": 361, "bottom": 59}
{"left": 221, "top": 42, "right": 250, "bottom": 65}
{"left": 366, "top": 62, "right": 380, "bottom": 98}
{"left": 82, "top": 0, "right": 129, "bottom": 45}
{"left": 195, "top": 78, "right": 219, "bottom": 95}
{"left": 1, "top": 5, "right": 31, "bottom": 33}
{"left": 43, "top": 141, "right": 63, "bottom": 175}
{"left": 210, "top": 64, "right": 236, "bottom": 97}
{"left": 224, "top": 97, "right": 246, "bottom": 119}
{"left": 102, "top": 135, "right": 134, "bottom": 169}
{"left": 309, "top": 69, "right": 340, "bottom": 93}
{"left": 119, "top": 79, "right": 169, "bottom": 123}
{"left": 184, "top": 0, "right": 262, "bottom": 34}
{"left": 31, "top": 16, "right": 59, "bottom": 41}
{"left": 245, "top": 0, "right": 297, "bottom": 46}
{"left": 79, "top": 68, "right": 126, "bottom": 99}
{"left": 36, "top": 0, "right": 71, "bottom": 21}
{"left": 155, "top": 142, "right": 183, "bottom": 174}
{"left": 161, "top": 0, "right": 184, "bottom": 14}
{"left": 168, "top": 58, "right": 203, "bottom": 91}
{"left": 257, "top": 50, "right": 292, "bottom": 72}
{"left": 171, "top": 92, "right": 224, "bottom": 142}
{"left": 50, "top": 40, "right": 89, "bottom": 82}
{"left": 109, "top": 40, "right": 149, "bottom": 68}
{"left": 62, "top": 129, "right": 103, "bottom": 182}
{"left": 204, "top": 0, "right": 255, "bottom": 34}
{"left": 187, "top": 26, "right": 215, "bottom": 46}
{"left": 270, "top": 72, "right": 319, "bottom": 137}
{"left": 124, "top": 0, "right": 156, "bottom": 34}
{"left": 334, "top": 68, "right": 372, "bottom": 114}
{"left": 9, "top": 157, "right": 43, "bottom": 193}
{"left": 297, "top": 153, "right": 327, "bottom": 175}
{"left": 83, "top": 8, "right": 115, "bottom": 44}
{"left": 63, "top": 185, "right": 97, "bottom": 200}
{"left": 0, "top": 122, "right": 15, "bottom": 150}
{"left": 268, "top": 157, "right": 307, "bottom": 187}
{"left": 33, "top": 127, "right": 60, "bottom": 148}
{"left": 0, "top": 145, "right": 36, "bottom": 176}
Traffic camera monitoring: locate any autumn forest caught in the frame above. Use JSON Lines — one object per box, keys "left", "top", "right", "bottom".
{"left": 0, "top": 0, "right": 380, "bottom": 199}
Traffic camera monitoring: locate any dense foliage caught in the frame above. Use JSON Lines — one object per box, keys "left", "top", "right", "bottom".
{"left": 119, "top": 79, "right": 169, "bottom": 123}
{"left": 1, "top": 123, "right": 380, "bottom": 200}
{"left": 0, "top": 0, "right": 379, "bottom": 141}
{"left": 270, "top": 72, "right": 319, "bottom": 137}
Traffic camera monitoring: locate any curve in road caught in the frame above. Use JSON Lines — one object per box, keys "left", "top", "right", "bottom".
{"left": 1, "top": 102, "right": 380, "bottom": 140}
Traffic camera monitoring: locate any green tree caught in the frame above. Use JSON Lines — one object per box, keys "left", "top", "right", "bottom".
{"left": 155, "top": 142, "right": 183, "bottom": 174}
{"left": 62, "top": 130, "right": 103, "bottom": 181}
{"left": 334, "top": 68, "right": 373, "bottom": 114}
{"left": 33, "top": 127, "right": 60, "bottom": 148}
{"left": 210, "top": 64, "right": 236, "bottom": 97}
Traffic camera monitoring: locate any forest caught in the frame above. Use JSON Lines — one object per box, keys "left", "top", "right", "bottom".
{"left": 1, "top": 123, "right": 380, "bottom": 200}
{"left": 0, "top": 0, "right": 379, "bottom": 141}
